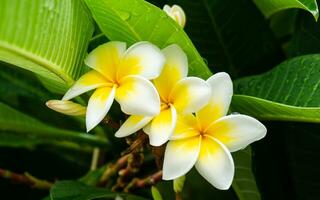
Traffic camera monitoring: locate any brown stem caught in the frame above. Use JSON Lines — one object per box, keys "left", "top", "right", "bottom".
{"left": 176, "top": 192, "right": 183, "bottom": 200}
{"left": 0, "top": 168, "right": 53, "bottom": 190}
{"left": 152, "top": 145, "right": 166, "bottom": 169}
{"left": 104, "top": 116, "right": 120, "bottom": 129}
{"left": 122, "top": 131, "right": 148, "bottom": 155}
{"left": 124, "top": 170, "right": 163, "bottom": 192}
{"left": 99, "top": 154, "right": 129, "bottom": 185}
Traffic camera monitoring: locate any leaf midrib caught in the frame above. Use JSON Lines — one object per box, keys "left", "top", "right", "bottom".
{"left": 0, "top": 40, "right": 74, "bottom": 85}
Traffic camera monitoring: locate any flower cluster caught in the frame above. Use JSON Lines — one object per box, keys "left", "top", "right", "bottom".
{"left": 47, "top": 41, "right": 266, "bottom": 190}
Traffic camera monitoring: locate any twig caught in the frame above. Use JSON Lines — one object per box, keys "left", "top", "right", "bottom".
{"left": 104, "top": 116, "right": 120, "bottom": 129}
{"left": 90, "top": 148, "right": 100, "bottom": 171}
{"left": 124, "top": 170, "right": 163, "bottom": 192}
{"left": 152, "top": 145, "right": 166, "bottom": 169}
{"left": 99, "top": 154, "right": 129, "bottom": 185}
{"left": 176, "top": 192, "right": 183, "bottom": 200}
{"left": 0, "top": 168, "right": 53, "bottom": 190}
{"left": 122, "top": 131, "right": 149, "bottom": 155}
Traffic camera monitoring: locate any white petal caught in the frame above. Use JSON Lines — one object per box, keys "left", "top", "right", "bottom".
{"left": 163, "top": 5, "right": 186, "bottom": 28}
{"left": 171, "top": 5, "right": 186, "bottom": 28}
{"left": 84, "top": 41, "right": 126, "bottom": 81}
{"left": 115, "top": 115, "right": 153, "bottom": 138}
{"left": 86, "top": 87, "right": 115, "bottom": 132}
{"left": 117, "top": 41, "right": 165, "bottom": 80}
{"left": 143, "top": 105, "right": 177, "bottom": 146}
{"left": 62, "top": 71, "right": 110, "bottom": 100}
{"left": 195, "top": 135, "right": 234, "bottom": 190}
{"left": 196, "top": 72, "right": 233, "bottom": 129}
{"left": 163, "top": 5, "right": 172, "bottom": 14}
{"left": 153, "top": 44, "right": 188, "bottom": 101}
{"left": 169, "top": 77, "right": 211, "bottom": 114}
{"left": 206, "top": 114, "right": 267, "bottom": 152}
{"left": 162, "top": 136, "right": 201, "bottom": 180}
{"left": 115, "top": 75, "right": 160, "bottom": 116}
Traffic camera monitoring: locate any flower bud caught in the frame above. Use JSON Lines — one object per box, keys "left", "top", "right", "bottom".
{"left": 163, "top": 4, "right": 186, "bottom": 28}
{"left": 46, "top": 100, "right": 86, "bottom": 116}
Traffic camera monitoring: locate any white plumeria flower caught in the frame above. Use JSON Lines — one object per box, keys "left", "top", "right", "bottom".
{"left": 163, "top": 5, "right": 186, "bottom": 28}
{"left": 162, "top": 72, "right": 267, "bottom": 190}
{"left": 46, "top": 100, "right": 86, "bottom": 116}
{"left": 115, "top": 44, "right": 211, "bottom": 146}
{"left": 63, "top": 41, "right": 165, "bottom": 132}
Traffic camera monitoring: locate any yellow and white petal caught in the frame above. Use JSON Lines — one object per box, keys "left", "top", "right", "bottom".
{"left": 86, "top": 86, "right": 116, "bottom": 132}
{"left": 117, "top": 41, "right": 165, "bottom": 80}
{"left": 196, "top": 72, "right": 233, "bottom": 130}
{"left": 143, "top": 105, "right": 177, "bottom": 146}
{"left": 169, "top": 77, "right": 211, "bottom": 114}
{"left": 171, "top": 114, "right": 200, "bottom": 140}
{"left": 85, "top": 41, "right": 126, "bottom": 81}
{"left": 115, "top": 75, "right": 160, "bottom": 116}
{"left": 62, "top": 71, "right": 110, "bottom": 100}
{"left": 205, "top": 114, "right": 267, "bottom": 152}
{"left": 162, "top": 136, "right": 201, "bottom": 180}
{"left": 115, "top": 115, "right": 153, "bottom": 138}
{"left": 153, "top": 44, "right": 188, "bottom": 101}
{"left": 195, "top": 135, "right": 234, "bottom": 190}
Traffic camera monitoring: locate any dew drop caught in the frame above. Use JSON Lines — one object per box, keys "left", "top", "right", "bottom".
{"left": 118, "top": 10, "right": 130, "bottom": 21}
{"left": 43, "top": 0, "right": 55, "bottom": 11}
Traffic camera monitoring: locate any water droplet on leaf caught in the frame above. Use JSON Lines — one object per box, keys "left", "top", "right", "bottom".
{"left": 118, "top": 11, "right": 130, "bottom": 21}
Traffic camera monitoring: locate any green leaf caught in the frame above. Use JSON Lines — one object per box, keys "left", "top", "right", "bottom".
{"left": 288, "top": 8, "right": 320, "bottom": 57}
{"left": 84, "top": 0, "right": 211, "bottom": 79}
{"left": 231, "top": 95, "right": 320, "bottom": 123}
{"left": 0, "top": 102, "right": 109, "bottom": 148}
{"left": 232, "top": 147, "right": 261, "bottom": 200}
{"left": 79, "top": 165, "right": 108, "bottom": 186}
{"left": 151, "top": 186, "right": 163, "bottom": 200}
{"left": 232, "top": 54, "right": 320, "bottom": 122}
{"left": 169, "top": 0, "right": 283, "bottom": 78}
{"left": 0, "top": 0, "right": 94, "bottom": 93}
{"left": 253, "top": 0, "right": 319, "bottom": 21}
{"left": 283, "top": 123, "right": 320, "bottom": 199}
{"left": 50, "top": 180, "right": 147, "bottom": 200}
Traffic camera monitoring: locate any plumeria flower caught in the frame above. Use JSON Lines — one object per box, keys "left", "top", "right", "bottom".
{"left": 162, "top": 72, "right": 267, "bottom": 189}
{"left": 115, "top": 44, "right": 211, "bottom": 146}
{"left": 62, "top": 41, "right": 165, "bottom": 132}
{"left": 46, "top": 100, "right": 86, "bottom": 116}
{"left": 163, "top": 5, "right": 186, "bottom": 28}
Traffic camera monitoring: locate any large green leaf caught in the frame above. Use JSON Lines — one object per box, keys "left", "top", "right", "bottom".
{"left": 0, "top": 102, "right": 108, "bottom": 148}
{"left": 50, "top": 180, "right": 147, "bottom": 200}
{"left": 169, "top": 0, "right": 283, "bottom": 78}
{"left": 0, "top": 0, "right": 94, "bottom": 93}
{"left": 232, "top": 95, "right": 320, "bottom": 123}
{"left": 289, "top": 7, "right": 320, "bottom": 57}
{"left": 253, "top": 0, "right": 319, "bottom": 20}
{"left": 232, "top": 147, "right": 261, "bottom": 200}
{"left": 84, "top": 0, "right": 211, "bottom": 79}
{"left": 232, "top": 54, "right": 320, "bottom": 122}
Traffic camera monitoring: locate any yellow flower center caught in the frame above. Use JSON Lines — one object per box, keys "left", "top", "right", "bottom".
{"left": 160, "top": 102, "right": 170, "bottom": 111}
